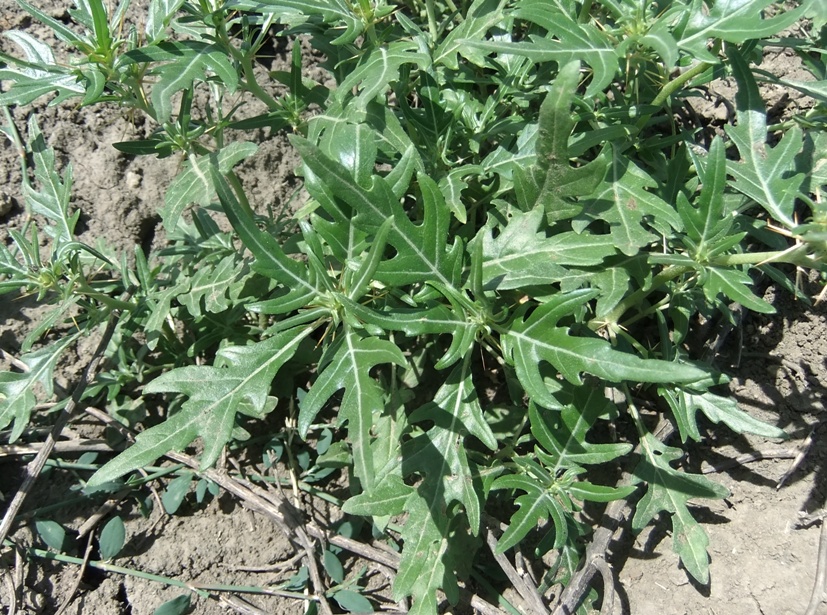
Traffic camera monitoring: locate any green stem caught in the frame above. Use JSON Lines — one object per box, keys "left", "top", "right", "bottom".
{"left": 635, "top": 61, "right": 713, "bottom": 131}
{"left": 711, "top": 244, "right": 813, "bottom": 267}
{"left": 577, "top": 0, "right": 594, "bottom": 23}
{"left": 240, "top": 54, "right": 280, "bottom": 112}
{"left": 5, "top": 540, "right": 317, "bottom": 601}
{"left": 591, "top": 265, "right": 692, "bottom": 329}
{"left": 425, "top": 0, "right": 439, "bottom": 42}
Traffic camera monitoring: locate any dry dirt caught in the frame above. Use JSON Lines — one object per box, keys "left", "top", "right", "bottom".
{"left": 0, "top": 3, "right": 826, "bottom": 615}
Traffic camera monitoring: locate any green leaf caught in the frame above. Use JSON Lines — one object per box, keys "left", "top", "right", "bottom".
{"left": 339, "top": 296, "right": 478, "bottom": 370}
{"left": 99, "top": 516, "right": 126, "bottom": 560}
{"left": 702, "top": 267, "right": 774, "bottom": 314}
{"left": 35, "top": 520, "right": 67, "bottom": 551}
{"left": 678, "top": 0, "right": 807, "bottom": 63}
{"left": 323, "top": 549, "right": 345, "bottom": 584}
{"left": 469, "top": 2, "right": 618, "bottom": 96}
{"left": 0, "top": 335, "right": 77, "bottom": 443}
{"left": 676, "top": 137, "right": 732, "bottom": 258}
{"left": 524, "top": 61, "right": 608, "bottom": 220}
{"left": 299, "top": 329, "right": 406, "bottom": 490}
{"left": 662, "top": 387, "right": 787, "bottom": 443}
{"left": 531, "top": 393, "right": 632, "bottom": 470}
{"left": 210, "top": 167, "right": 320, "bottom": 313}
{"left": 337, "top": 42, "right": 428, "bottom": 112}
{"left": 332, "top": 589, "right": 373, "bottom": 613}
{"left": 0, "top": 68, "right": 85, "bottom": 106}
{"left": 23, "top": 116, "right": 77, "bottom": 244}
{"left": 163, "top": 141, "right": 257, "bottom": 230}
{"left": 632, "top": 433, "right": 730, "bottom": 584}
{"left": 725, "top": 48, "right": 805, "bottom": 228}
{"left": 88, "top": 327, "right": 314, "bottom": 486}
{"left": 504, "top": 292, "right": 710, "bottom": 403}
{"left": 578, "top": 146, "right": 683, "bottom": 255}
{"left": 224, "top": 0, "right": 364, "bottom": 44}
{"left": 120, "top": 42, "right": 238, "bottom": 122}
{"left": 435, "top": 0, "right": 507, "bottom": 69}
{"left": 393, "top": 495, "right": 457, "bottom": 613}
{"left": 342, "top": 474, "right": 413, "bottom": 517}
{"left": 152, "top": 594, "right": 191, "bottom": 615}
{"left": 177, "top": 254, "right": 249, "bottom": 316}
{"left": 481, "top": 206, "right": 615, "bottom": 290}
{"left": 146, "top": 0, "right": 185, "bottom": 42}
{"left": 438, "top": 165, "right": 483, "bottom": 224}
{"left": 15, "top": 0, "right": 86, "bottom": 48}
{"left": 498, "top": 490, "right": 567, "bottom": 553}
{"left": 403, "top": 355, "right": 498, "bottom": 533}
{"left": 567, "top": 481, "right": 636, "bottom": 503}
{"left": 162, "top": 473, "right": 192, "bottom": 514}
{"left": 291, "top": 137, "right": 463, "bottom": 287}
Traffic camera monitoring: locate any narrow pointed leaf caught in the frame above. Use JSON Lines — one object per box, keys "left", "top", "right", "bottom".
{"left": 0, "top": 335, "right": 77, "bottom": 442}
{"left": 299, "top": 330, "right": 406, "bottom": 490}
{"left": 88, "top": 327, "right": 313, "bottom": 486}
{"left": 482, "top": 207, "right": 615, "bottom": 290}
{"left": 725, "top": 48, "right": 805, "bottom": 228}
{"left": 632, "top": 433, "right": 729, "bottom": 584}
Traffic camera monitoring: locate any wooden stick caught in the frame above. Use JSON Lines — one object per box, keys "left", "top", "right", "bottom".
{"left": 804, "top": 513, "right": 827, "bottom": 615}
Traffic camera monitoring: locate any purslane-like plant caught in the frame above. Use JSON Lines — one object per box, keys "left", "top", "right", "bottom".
{"left": 1, "top": 0, "right": 826, "bottom": 612}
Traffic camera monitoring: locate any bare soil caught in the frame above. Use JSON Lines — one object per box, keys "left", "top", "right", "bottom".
{"left": 1, "top": 4, "right": 825, "bottom": 615}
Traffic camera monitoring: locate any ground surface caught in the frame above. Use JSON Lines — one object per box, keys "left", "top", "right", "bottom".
{"left": 0, "top": 3, "right": 826, "bottom": 615}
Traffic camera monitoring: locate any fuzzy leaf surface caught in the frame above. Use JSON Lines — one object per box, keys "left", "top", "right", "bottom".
{"left": 88, "top": 327, "right": 313, "bottom": 486}
{"left": 530, "top": 392, "right": 632, "bottom": 471}
{"left": 504, "top": 292, "right": 711, "bottom": 406}
{"left": 163, "top": 142, "right": 258, "bottom": 230}
{"left": 523, "top": 61, "right": 608, "bottom": 220}
{"left": 299, "top": 329, "right": 406, "bottom": 490}
{"left": 632, "top": 433, "right": 730, "bottom": 584}
{"left": 725, "top": 49, "right": 805, "bottom": 228}
{"left": 120, "top": 41, "right": 238, "bottom": 122}
{"left": 481, "top": 206, "right": 615, "bottom": 290}
{"left": 0, "top": 335, "right": 77, "bottom": 443}
{"left": 678, "top": 0, "right": 807, "bottom": 63}
{"left": 337, "top": 42, "right": 429, "bottom": 111}
{"left": 292, "top": 137, "right": 463, "bottom": 287}
{"left": 662, "top": 387, "right": 788, "bottom": 443}
{"left": 578, "top": 147, "right": 683, "bottom": 255}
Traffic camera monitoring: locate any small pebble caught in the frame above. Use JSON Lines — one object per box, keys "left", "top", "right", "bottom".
{"left": 126, "top": 171, "right": 142, "bottom": 189}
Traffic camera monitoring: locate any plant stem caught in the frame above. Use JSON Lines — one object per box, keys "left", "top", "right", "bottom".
{"left": 711, "top": 244, "right": 813, "bottom": 267}
{"left": 240, "top": 54, "right": 280, "bottom": 112}
{"left": 635, "top": 61, "right": 713, "bottom": 131}
{"left": 6, "top": 539, "right": 319, "bottom": 601}
{"left": 577, "top": 0, "right": 594, "bottom": 23}
{"left": 425, "top": 0, "right": 439, "bottom": 42}
{"left": 591, "top": 265, "right": 692, "bottom": 329}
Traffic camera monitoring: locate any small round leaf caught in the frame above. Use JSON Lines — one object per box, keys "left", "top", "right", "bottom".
{"left": 35, "top": 520, "right": 66, "bottom": 552}
{"left": 162, "top": 474, "right": 192, "bottom": 514}
{"left": 99, "top": 516, "right": 126, "bottom": 560}
{"left": 332, "top": 589, "right": 372, "bottom": 613}
{"left": 322, "top": 549, "right": 344, "bottom": 584}
{"left": 152, "top": 594, "right": 191, "bottom": 615}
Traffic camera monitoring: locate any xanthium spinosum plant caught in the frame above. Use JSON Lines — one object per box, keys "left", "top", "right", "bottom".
{"left": 1, "top": 0, "right": 827, "bottom": 612}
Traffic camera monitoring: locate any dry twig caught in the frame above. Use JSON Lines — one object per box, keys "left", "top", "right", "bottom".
{"left": 590, "top": 557, "right": 616, "bottom": 615}
{"left": 803, "top": 512, "right": 827, "bottom": 615}
{"left": 484, "top": 524, "right": 547, "bottom": 614}
{"left": 778, "top": 421, "right": 822, "bottom": 489}
{"left": 53, "top": 532, "right": 95, "bottom": 615}
{"left": 701, "top": 448, "right": 799, "bottom": 474}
